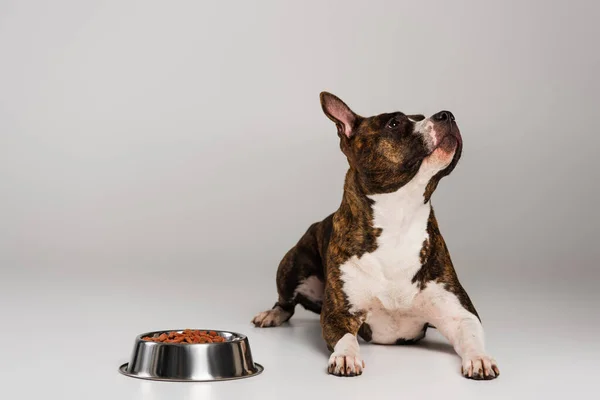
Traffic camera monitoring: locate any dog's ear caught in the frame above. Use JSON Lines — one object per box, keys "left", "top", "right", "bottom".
{"left": 320, "top": 92, "right": 358, "bottom": 138}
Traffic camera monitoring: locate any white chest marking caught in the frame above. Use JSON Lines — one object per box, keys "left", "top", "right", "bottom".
{"left": 340, "top": 195, "right": 429, "bottom": 314}
{"left": 339, "top": 157, "right": 452, "bottom": 343}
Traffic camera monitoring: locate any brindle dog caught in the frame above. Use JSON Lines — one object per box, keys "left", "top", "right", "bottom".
{"left": 252, "top": 92, "right": 499, "bottom": 380}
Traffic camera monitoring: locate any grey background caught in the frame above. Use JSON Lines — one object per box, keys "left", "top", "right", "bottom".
{"left": 1, "top": 1, "right": 598, "bottom": 399}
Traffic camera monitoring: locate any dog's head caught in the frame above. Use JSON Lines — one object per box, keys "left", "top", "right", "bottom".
{"left": 320, "top": 92, "right": 462, "bottom": 198}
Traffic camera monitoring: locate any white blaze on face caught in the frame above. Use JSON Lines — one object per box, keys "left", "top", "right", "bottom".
{"left": 413, "top": 117, "right": 456, "bottom": 170}
{"left": 413, "top": 118, "right": 439, "bottom": 150}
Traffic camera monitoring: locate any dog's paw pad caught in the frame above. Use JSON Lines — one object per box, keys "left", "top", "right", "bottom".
{"left": 327, "top": 354, "right": 364, "bottom": 377}
{"left": 251, "top": 308, "right": 290, "bottom": 328}
{"left": 461, "top": 354, "right": 499, "bottom": 380}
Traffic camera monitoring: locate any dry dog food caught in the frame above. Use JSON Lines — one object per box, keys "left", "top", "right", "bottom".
{"left": 142, "top": 329, "right": 226, "bottom": 344}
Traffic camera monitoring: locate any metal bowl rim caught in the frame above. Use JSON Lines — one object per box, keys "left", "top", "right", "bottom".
{"left": 134, "top": 329, "right": 248, "bottom": 347}
{"left": 118, "top": 362, "right": 264, "bottom": 382}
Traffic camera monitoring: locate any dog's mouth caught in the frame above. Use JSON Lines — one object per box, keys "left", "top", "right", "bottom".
{"left": 431, "top": 122, "right": 461, "bottom": 154}
{"left": 445, "top": 121, "right": 461, "bottom": 142}
{"left": 436, "top": 122, "right": 463, "bottom": 174}
{"left": 449, "top": 122, "right": 462, "bottom": 144}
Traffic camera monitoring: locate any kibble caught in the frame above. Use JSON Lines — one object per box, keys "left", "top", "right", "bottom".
{"left": 142, "top": 329, "right": 226, "bottom": 344}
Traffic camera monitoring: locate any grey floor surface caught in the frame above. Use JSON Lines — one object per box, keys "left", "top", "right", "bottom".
{"left": 2, "top": 265, "right": 597, "bottom": 400}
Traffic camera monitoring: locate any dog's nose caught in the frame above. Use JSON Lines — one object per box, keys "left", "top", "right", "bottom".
{"left": 432, "top": 111, "right": 455, "bottom": 122}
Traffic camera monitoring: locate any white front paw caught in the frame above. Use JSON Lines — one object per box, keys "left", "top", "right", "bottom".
{"left": 327, "top": 333, "right": 365, "bottom": 377}
{"left": 328, "top": 353, "right": 364, "bottom": 376}
{"left": 461, "top": 354, "right": 500, "bottom": 380}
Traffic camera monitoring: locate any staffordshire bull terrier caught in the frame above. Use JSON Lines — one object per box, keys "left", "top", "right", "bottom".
{"left": 252, "top": 92, "right": 499, "bottom": 380}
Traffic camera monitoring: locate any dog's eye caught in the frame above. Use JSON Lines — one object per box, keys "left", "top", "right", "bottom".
{"left": 387, "top": 118, "right": 399, "bottom": 128}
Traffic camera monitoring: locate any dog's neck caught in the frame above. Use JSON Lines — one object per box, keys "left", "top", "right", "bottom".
{"left": 340, "top": 164, "right": 437, "bottom": 228}
{"left": 368, "top": 179, "right": 432, "bottom": 233}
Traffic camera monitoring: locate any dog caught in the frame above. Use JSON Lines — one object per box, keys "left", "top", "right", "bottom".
{"left": 252, "top": 92, "right": 499, "bottom": 380}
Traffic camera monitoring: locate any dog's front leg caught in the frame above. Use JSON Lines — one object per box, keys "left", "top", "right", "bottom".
{"left": 422, "top": 285, "right": 500, "bottom": 380}
{"left": 321, "top": 300, "right": 365, "bottom": 377}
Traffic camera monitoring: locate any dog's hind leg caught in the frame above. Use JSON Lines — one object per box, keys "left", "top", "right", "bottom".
{"left": 252, "top": 217, "right": 329, "bottom": 327}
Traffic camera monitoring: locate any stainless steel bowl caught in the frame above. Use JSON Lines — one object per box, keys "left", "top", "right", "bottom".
{"left": 119, "top": 329, "right": 263, "bottom": 382}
